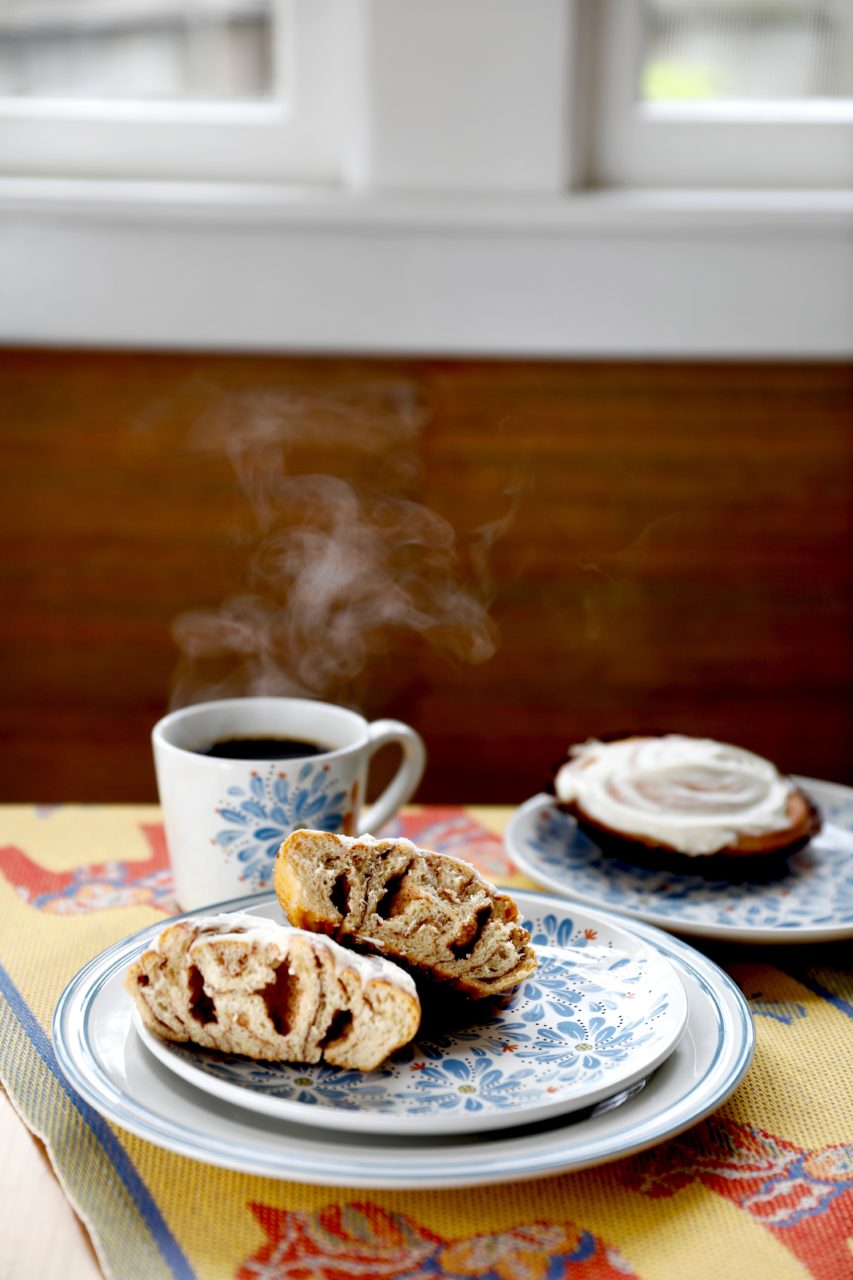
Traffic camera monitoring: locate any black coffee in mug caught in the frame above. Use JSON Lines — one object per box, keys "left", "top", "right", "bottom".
{"left": 199, "top": 737, "right": 329, "bottom": 761}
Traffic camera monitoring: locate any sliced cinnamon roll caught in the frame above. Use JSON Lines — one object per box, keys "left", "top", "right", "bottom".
{"left": 126, "top": 912, "right": 420, "bottom": 1071}
{"left": 275, "top": 830, "right": 537, "bottom": 998}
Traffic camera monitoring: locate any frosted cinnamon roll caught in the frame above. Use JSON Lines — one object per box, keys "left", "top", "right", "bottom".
{"left": 553, "top": 736, "right": 819, "bottom": 867}
{"left": 126, "top": 912, "right": 421, "bottom": 1071}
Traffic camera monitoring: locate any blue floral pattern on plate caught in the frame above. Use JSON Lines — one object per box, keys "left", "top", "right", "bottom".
{"left": 213, "top": 762, "right": 348, "bottom": 891}
{"left": 505, "top": 777, "right": 853, "bottom": 943}
{"left": 134, "top": 905, "right": 687, "bottom": 1136}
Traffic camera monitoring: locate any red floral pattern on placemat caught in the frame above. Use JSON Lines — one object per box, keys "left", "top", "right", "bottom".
{"left": 236, "top": 1201, "right": 636, "bottom": 1280}
{"left": 622, "top": 1117, "right": 853, "bottom": 1280}
{"left": 0, "top": 823, "right": 178, "bottom": 915}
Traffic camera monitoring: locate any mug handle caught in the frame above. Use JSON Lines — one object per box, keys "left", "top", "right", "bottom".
{"left": 359, "top": 720, "right": 427, "bottom": 834}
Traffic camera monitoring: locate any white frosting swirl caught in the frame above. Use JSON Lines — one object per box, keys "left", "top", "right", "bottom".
{"left": 554, "top": 736, "right": 796, "bottom": 855}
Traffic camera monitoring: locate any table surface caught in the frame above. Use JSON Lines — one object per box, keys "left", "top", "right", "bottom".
{"left": 1, "top": 1087, "right": 102, "bottom": 1280}
{"left": 1, "top": 803, "right": 850, "bottom": 1280}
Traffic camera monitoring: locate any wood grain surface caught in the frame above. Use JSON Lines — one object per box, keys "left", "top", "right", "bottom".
{"left": 1, "top": 350, "right": 851, "bottom": 803}
{"left": 0, "top": 1088, "right": 102, "bottom": 1280}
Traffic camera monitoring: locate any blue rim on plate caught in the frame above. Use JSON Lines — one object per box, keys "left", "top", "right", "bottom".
{"left": 506, "top": 776, "right": 853, "bottom": 944}
{"left": 52, "top": 888, "right": 754, "bottom": 1188}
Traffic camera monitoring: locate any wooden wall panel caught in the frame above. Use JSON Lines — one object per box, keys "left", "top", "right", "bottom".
{"left": 1, "top": 350, "right": 851, "bottom": 803}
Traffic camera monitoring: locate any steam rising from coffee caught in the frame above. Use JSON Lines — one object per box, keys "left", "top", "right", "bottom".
{"left": 170, "top": 384, "right": 506, "bottom": 708}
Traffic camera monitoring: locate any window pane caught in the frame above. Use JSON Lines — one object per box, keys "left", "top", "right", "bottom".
{"left": 640, "top": 0, "right": 853, "bottom": 100}
{"left": 0, "top": 0, "right": 274, "bottom": 100}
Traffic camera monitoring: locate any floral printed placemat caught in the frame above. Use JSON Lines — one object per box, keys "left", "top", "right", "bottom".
{"left": 0, "top": 804, "right": 851, "bottom": 1280}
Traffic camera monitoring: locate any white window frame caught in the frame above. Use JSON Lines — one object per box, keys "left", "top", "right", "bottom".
{"left": 0, "top": 0, "right": 349, "bottom": 181}
{"left": 0, "top": 0, "right": 851, "bottom": 356}
{"left": 591, "top": 0, "right": 853, "bottom": 189}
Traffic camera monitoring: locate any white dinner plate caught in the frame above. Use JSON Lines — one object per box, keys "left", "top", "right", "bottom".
{"left": 506, "top": 777, "right": 853, "bottom": 944}
{"left": 129, "top": 910, "right": 688, "bottom": 1135}
{"left": 53, "top": 889, "right": 753, "bottom": 1188}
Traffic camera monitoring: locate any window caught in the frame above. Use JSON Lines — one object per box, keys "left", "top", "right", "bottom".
{"left": 640, "top": 0, "right": 853, "bottom": 101}
{"left": 0, "top": 0, "right": 275, "bottom": 102}
{"left": 0, "top": 0, "right": 348, "bottom": 180}
{"left": 1, "top": 0, "right": 849, "bottom": 356}
{"left": 591, "top": 0, "right": 853, "bottom": 188}
{"left": 3, "top": 0, "right": 851, "bottom": 190}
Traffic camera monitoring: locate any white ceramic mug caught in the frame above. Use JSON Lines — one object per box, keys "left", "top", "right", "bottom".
{"left": 152, "top": 697, "right": 426, "bottom": 910}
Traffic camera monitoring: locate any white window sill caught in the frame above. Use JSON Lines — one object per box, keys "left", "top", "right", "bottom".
{"left": 3, "top": 177, "right": 852, "bottom": 231}
{"left": 1, "top": 179, "right": 851, "bottom": 356}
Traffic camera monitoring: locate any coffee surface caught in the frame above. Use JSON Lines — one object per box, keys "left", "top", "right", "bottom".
{"left": 199, "top": 737, "right": 329, "bottom": 761}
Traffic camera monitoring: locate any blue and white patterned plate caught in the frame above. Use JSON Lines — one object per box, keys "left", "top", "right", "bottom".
{"left": 52, "top": 889, "right": 753, "bottom": 1188}
{"left": 131, "top": 907, "right": 687, "bottom": 1136}
{"left": 506, "top": 776, "right": 853, "bottom": 943}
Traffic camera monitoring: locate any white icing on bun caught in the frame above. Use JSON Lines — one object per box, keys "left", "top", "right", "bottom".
{"left": 187, "top": 913, "right": 419, "bottom": 997}
{"left": 127, "top": 910, "right": 422, "bottom": 1071}
{"left": 554, "top": 736, "right": 806, "bottom": 857}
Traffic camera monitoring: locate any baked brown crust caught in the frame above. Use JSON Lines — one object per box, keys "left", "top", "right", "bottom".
{"left": 125, "top": 914, "right": 421, "bottom": 1071}
{"left": 275, "top": 830, "right": 538, "bottom": 998}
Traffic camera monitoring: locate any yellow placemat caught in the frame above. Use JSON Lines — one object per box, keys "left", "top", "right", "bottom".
{"left": 0, "top": 804, "right": 850, "bottom": 1280}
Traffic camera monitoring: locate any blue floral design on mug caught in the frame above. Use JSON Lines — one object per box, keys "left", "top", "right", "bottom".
{"left": 214, "top": 762, "right": 350, "bottom": 890}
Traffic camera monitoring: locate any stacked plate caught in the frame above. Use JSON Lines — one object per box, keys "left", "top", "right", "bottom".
{"left": 54, "top": 884, "right": 754, "bottom": 1188}
{"left": 53, "top": 776, "right": 853, "bottom": 1185}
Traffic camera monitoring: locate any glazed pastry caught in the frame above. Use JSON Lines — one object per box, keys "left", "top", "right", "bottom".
{"left": 553, "top": 735, "right": 819, "bottom": 866}
{"left": 126, "top": 912, "right": 421, "bottom": 1071}
{"left": 275, "top": 830, "right": 538, "bottom": 998}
